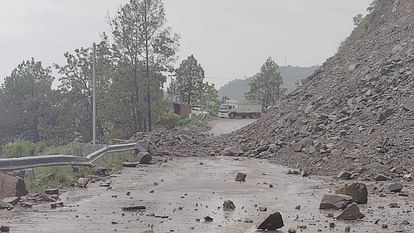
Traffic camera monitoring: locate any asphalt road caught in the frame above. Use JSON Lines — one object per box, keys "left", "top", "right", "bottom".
{"left": 207, "top": 118, "right": 256, "bottom": 136}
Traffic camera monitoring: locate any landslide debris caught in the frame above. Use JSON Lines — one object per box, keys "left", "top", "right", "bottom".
{"left": 223, "top": 0, "right": 414, "bottom": 178}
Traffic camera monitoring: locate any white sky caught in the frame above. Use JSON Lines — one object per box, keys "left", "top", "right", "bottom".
{"left": 0, "top": 0, "right": 371, "bottom": 88}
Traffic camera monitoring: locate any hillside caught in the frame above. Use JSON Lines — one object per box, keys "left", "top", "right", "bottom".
{"left": 218, "top": 66, "right": 319, "bottom": 100}
{"left": 225, "top": 0, "right": 414, "bottom": 178}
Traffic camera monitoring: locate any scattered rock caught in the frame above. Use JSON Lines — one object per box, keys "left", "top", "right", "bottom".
{"left": 0, "top": 201, "right": 13, "bottom": 210}
{"left": 77, "top": 177, "right": 89, "bottom": 188}
{"left": 2, "top": 197, "right": 20, "bottom": 206}
{"left": 0, "top": 174, "right": 28, "bottom": 199}
{"left": 257, "top": 212, "right": 284, "bottom": 231}
{"left": 204, "top": 216, "right": 213, "bottom": 222}
{"left": 320, "top": 195, "right": 352, "bottom": 210}
{"left": 0, "top": 226, "right": 10, "bottom": 232}
{"left": 375, "top": 174, "right": 388, "bottom": 181}
{"left": 288, "top": 228, "right": 297, "bottom": 233}
{"left": 235, "top": 172, "right": 247, "bottom": 182}
{"left": 223, "top": 200, "right": 236, "bottom": 210}
{"left": 389, "top": 183, "right": 403, "bottom": 193}
{"left": 122, "top": 206, "right": 146, "bottom": 211}
{"left": 139, "top": 152, "right": 152, "bottom": 164}
{"left": 44, "top": 189, "right": 59, "bottom": 196}
{"left": 336, "top": 203, "right": 364, "bottom": 220}
{"left": 337, "top": 171, "right": 352, "bottom": 180}
{"left": 122, "top": 162, "right": 139, "bottom": 168}
{"left": 50, "top": 201, "right": 64, "bottom": 209}
{"left": 336, "top": 183, "right": 368, "bottom": 204}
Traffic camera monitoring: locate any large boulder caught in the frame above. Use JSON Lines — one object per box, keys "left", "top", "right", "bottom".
{"left": 320, "top": 194, "right": 352, "bottom": 210}
{"left": 336, "top": 203, "right": 364, "bottom": 220}
{"left": 336, "top": 183, "right": 368, "bottom": 204}
{"left": 0, "top": 174, "right": 28, "bottom": 199}
{"left": 257, "top": 212, "right": 284, "bottom": 230}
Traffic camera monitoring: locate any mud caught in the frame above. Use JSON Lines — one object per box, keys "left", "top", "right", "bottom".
{"left": 1, "top": 156, "right": 412, "bottom": 233}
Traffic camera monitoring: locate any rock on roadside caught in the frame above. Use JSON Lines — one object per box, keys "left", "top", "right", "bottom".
{"left": 320, "top": 195, "right": 352, "bottom": 210}
{"left": 336, "top": 183, "right": 368, "bottom": 204}
{"left": 0, "top": 174, "right": 28, "bottom": 199}
{"left": 336, "top": 203, "right": 364, "bottom": 220}
{"left": 257, "top": 212, "right": 284, "bottom": 230}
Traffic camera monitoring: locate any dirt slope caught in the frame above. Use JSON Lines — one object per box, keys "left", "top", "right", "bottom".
{"left": 227, "top": 0, "right": 414, "bottom": 178}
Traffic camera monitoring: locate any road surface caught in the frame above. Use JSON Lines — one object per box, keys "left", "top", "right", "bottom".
{"left": 208, "top": 119, "right": 255, "bottom": 136}
{"left": 1, "top": 119, "right": 413, "bottom": 233}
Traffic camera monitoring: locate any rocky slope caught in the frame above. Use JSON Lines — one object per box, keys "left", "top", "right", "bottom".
{"left": 226, "top": 0, "right": 414, "bottom": 178}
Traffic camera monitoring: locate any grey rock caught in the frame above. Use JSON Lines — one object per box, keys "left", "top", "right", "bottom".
{"left": 320, "top": 194, "right": 352, "bottom": 210}
{"left": 389, "top": 183, "right": 403, "bottom": 193}
{"left": 336, "top": 183, "right": 368, "bottom": 204}
{"left": 235, "top": 172, "right": 247, "bottom": 182}
{"left": 257, "top": 212, "right": 284, "bottom": 230}
{"left": 336, "top": 203, "right": 364, "bottom": 220}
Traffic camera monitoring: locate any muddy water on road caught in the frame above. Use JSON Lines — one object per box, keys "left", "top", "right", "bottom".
{"left": 1, "top": 157, "right": 412, "bottom": 233}
{"left": 0, "top": 157, "right": 328, "bottom": 233}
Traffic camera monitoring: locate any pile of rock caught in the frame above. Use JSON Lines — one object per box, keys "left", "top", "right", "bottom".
{"left": 223, "top": 0, "right": 414, "bottom": 179}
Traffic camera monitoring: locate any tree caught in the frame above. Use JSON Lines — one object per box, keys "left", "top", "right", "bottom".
{"left": 245, "top": 57, "right": 286, "bottom": 108}
{"left": 0, "top": 59, "right": 54, "bottom": 142}
{"left": 55, "top": 40, "right": 114, "bottom": 142}
{"left": 111, "top": 0, "right": 179, "bottom": 131}
{"left": 168, "top": 55, "right": 205, "bottom": 105}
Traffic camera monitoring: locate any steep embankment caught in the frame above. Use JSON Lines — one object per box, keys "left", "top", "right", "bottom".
{"left": 229, "top": 0, "right": 414, "bottom": 178}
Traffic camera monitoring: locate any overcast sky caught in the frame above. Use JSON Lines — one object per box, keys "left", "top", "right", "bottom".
{"left": 0, "top": 0, "right": 371, "bottom": 88}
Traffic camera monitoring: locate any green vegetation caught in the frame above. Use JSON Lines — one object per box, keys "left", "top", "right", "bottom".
{"left": 0, "top": 0, "right": 220, "bottom": 149}
{"left": 245, "top": 57, "right": 286, "bottom": 108}
{"left": 168, "top": 55, "right": 220, "bottom": 111}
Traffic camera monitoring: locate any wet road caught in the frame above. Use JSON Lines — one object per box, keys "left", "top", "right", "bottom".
{"left": 0, "top": 157, "right": 330, "bottom": 233}
{"left": 208, "top": 119, "right": 255, "bottom": 136}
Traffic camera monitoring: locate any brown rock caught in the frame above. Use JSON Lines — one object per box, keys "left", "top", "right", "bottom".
{"left": 0, "top": 174, "right": 28, "bottom": 199}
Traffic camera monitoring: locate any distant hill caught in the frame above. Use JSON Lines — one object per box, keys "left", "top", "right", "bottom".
{"left": 218, "top": 65, "right": 319, "bottom": 100}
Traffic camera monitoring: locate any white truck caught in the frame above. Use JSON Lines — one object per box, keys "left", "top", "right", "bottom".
{"left": 218, "top": 101, "right": 262, "bottom": 119}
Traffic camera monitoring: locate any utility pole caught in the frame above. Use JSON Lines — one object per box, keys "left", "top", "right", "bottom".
{"left": 92, "top": 43, "right": 97, "bottom": 145}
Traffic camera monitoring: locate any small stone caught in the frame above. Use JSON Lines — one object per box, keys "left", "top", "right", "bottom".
{"left": 329, "top": 222, "right": 335, "bottom": 228}
{"left": 337, "top": 171, "right": 352, "bottom": 180}
{"left": 0, "top": 226, "right": 10, "bottom": 232}
{"left": 45, "top": 188, "right": 59, "bottom": 195}
{"left": 223, "top": 200, "right": 236, "bottom": 210}
{"left": 389, "top": 183, "right": 403, "bottom": 193}
{"left": 204, "top": 216, "right": 213, "bottom": 222}
{"left": 345, "top": 226, "right": 351, "bottom": 232}
{"left": 288, "top": 228, "right": 297, "bottom": 233}
{"left": 295, "top": 205, "right": 301, "bottom": 210}
{"left": 235, "top": 172, "right": 247, "bottom": 182}
{"left": 375, "top": 174, "right": 388, "bottom": 181}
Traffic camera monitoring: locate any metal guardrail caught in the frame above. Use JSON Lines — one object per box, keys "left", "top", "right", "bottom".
{"left": 0, "top": 142, "right": 142, "bottom": 172}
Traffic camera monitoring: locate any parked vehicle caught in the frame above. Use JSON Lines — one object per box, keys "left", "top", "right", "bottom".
{"left": 191, "top": 106, "right": 208, "bottom": 118}
{"left": 218, "top": 101, "right": 261, "bottom": 119}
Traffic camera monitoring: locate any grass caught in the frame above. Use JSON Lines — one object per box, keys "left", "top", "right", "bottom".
{"left": 25, "top": 152, "right": 136, "bottom": 193}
